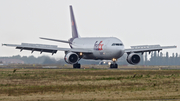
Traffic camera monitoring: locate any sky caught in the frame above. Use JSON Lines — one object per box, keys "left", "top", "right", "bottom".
{"left": 0, "top": 0, "right": 179, "bottom": 59}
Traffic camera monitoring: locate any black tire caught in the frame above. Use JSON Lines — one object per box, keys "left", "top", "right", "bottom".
{"left": 110, "top": 63, "right": 118, "bottom": 69}
{"left": 73, "top": 63, "right": 81, "bottom": 68}
{"left": 115, "top": 64, "right": 118, "bottom": 68}
{"left": 77, "top": 64, "right": 81, "bottom": 68}
{"left": 110, "top": 64, "right": 114, "bottom": 68}
{"left": 110, "top": 64, "right": 113, "bottom": 68}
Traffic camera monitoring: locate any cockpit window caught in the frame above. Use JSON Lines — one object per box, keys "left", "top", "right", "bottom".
{"left": 112, "top": 43, "right": 123, "bottom": 46}
{"left": 112, "top": 43, "right": 115, "bottom": 46}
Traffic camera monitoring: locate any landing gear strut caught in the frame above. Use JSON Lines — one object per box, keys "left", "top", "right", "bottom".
{"left": 110, "top": 58, "right": 118, "bottom": 68}
{"left": 73, "top": 63, "right": 81, "bottom": 68}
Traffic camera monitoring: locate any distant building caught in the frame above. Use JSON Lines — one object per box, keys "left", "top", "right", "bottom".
{"left": 0, "top": 61, "right": 3, "bottom": 65}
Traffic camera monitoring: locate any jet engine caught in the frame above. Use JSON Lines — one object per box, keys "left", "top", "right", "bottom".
{"left": 64, "top": 52, "right": 79, "bottom": 64}
{"left": 127, "top": 53, "right": 140, "bottom": 65}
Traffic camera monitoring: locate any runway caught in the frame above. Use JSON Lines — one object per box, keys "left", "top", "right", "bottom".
{"left": 0, "top": 65, "right": 180, "bottom": 70}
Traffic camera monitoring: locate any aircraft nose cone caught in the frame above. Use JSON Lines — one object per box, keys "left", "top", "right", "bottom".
{"left": 117, "top": 47, "right": 125, "bottom": 56}
{"left": 111, "top": 46, "right": 125, "bottom": 58}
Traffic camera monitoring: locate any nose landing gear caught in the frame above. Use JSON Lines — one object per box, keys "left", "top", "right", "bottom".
{"left": 110, "top": 58, "right": 118, "bottom": 68}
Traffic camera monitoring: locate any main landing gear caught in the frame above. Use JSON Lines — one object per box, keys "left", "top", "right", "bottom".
{"left": 73, "top": 63, "right": 81, "bottom": 68}
{"left": 110, "top": 58, "right": 118, "bottom": 69}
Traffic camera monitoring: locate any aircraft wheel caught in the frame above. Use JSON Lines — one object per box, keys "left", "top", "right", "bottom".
{"left": 110, "top": 63, "right": 118, "bottom": 69}
{"left": 73, "top": 63, "right": 81, "bottom": 68}
{"left": 114, "top": 64, "right": 118, "bottom": 68}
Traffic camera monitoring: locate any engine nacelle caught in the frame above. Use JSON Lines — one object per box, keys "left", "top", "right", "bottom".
{"left": 64, "top": 52, "right": 79, "bottom": 64}
{"left": 127, "top": 53, "right": 140, "bottom": 65}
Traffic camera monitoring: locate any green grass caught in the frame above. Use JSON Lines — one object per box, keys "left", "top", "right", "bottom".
{"left": 1, "top": 67, "right": 180, "bottom": 100}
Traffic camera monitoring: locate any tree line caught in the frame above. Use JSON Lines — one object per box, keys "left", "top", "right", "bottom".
{"left": 0, "top": 52, "right": 179, "bottom": 66}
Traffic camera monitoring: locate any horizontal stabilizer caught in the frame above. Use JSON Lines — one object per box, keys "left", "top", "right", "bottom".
{"left": 40, "top": 37, "right": 70, "bottom": 43}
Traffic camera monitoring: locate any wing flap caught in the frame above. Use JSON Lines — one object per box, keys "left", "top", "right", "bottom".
{"left": 3, "top": 43, "right": 92, "bottom": 54}
{"left": 16, "top": 47, "right": 57, "bottom": 54}
{"left": 3, "top": 43, "right": 58, "bottom": 54}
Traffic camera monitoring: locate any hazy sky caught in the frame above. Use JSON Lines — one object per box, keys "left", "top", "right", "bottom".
{"left": 0, "top": 0, "right": 179, "bottom": 58}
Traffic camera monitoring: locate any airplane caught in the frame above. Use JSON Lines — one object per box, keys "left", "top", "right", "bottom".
{"left": 2, "top": 5, "right": 177, "bottom": 68}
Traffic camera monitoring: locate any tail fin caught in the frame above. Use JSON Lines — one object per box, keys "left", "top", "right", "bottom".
{"left": 70, "top": 5, "right": 80, "bottom": 38}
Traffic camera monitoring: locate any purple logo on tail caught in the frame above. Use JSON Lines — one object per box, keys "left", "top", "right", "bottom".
{"left": 72, "top": 21, "right": 74, "bottom": 26}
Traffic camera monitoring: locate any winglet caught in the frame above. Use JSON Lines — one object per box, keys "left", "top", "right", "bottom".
{"left": 70, "top": 5, "right": 80, "bottom": 38}
{"left": 2, "top": 44, "right": 6, "bottom": 46}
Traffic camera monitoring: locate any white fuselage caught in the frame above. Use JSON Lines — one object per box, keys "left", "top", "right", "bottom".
{"left": 71, "top": 37, "right": 125, "bottom": 60}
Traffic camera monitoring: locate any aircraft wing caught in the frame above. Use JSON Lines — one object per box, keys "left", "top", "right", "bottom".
{"left": 2, "top": 43, "right": 92, "bottom": 55}
{"left": 125, "top": 45, "right": 177, "bottom": 54}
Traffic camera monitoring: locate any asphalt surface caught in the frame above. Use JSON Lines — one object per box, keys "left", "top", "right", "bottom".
{"left": 1, "top": 65, "right": 180, "bottom": 70}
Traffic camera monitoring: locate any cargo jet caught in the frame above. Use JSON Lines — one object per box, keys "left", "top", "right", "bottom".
{"left": 3, "top": 5, "right": 176, "bottom": 68}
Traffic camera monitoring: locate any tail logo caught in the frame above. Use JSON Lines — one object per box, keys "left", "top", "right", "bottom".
{"left": 72, "top": 21, "right": 74, "bottom": 26}
{"left": 94, "top": 41, "right": 104, "bottom": 50}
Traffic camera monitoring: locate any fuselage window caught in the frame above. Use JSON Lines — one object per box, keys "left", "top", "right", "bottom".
{"left": 112, "top": 43, "right": 123, "bottom": 46}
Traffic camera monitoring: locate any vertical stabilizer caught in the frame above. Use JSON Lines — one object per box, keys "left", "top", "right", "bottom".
{"left": 70, "top": 5, "right": 80, "bottom": 38}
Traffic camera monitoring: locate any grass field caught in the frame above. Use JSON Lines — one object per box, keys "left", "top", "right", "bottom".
{"left": 0, "top": 66, "right": 180, "bottom": 100}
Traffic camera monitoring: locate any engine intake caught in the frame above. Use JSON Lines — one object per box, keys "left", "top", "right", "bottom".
{"left": 127, "top": 53, "right": 140, "bottom": 65}
{"left": 64, "top": 52, "right": 79, "bottom": 64}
